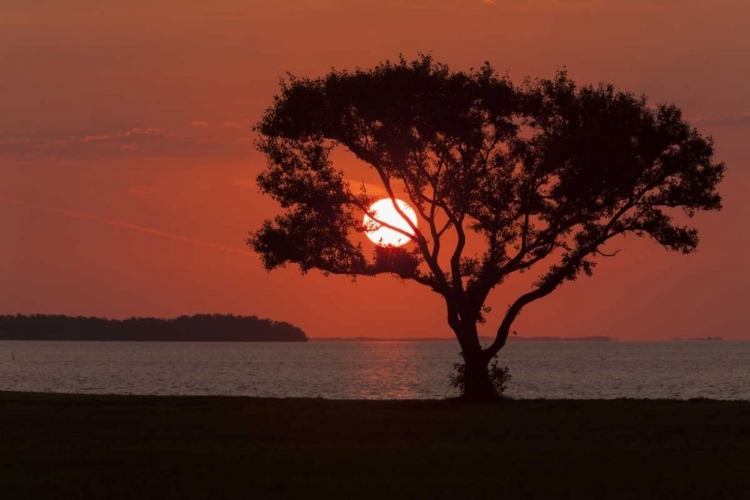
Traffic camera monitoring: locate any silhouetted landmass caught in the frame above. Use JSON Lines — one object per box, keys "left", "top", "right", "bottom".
{"left": 0, "top": 314, "right": 307, "bottom": 342}
{"left": 672, "top": 336, "right": 723, "bottom": 341}
{"left": 310, "top": 335, "right": 616, "bottom": 342}
{"left": 311, "top": 337, "right": 456, "bottom": 342}
{"left": 508, "top": 335, "right": 616, "bottom": 342}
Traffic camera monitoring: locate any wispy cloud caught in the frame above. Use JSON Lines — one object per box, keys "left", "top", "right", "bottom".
{"left": 317, "top": 1, "right": 673, "bottom": 12}
{"left": 693, "top": 113, "right": 750, "bottom": 128}
{"left": 0, "top": 197, "right": 255, "bottom": 257}
{"left": 346, "top": 179, "right": 388, "bottom": 197}
{"left": 191, "top": 121, "right": 244, "bottom": 128}
{"left": 491, "top": 0, "right": 674, "bottom": 12}
{"left": 127, "top": 185, "right": 160, "bottom": 196}
{"left": 0, "top": 126, "right": 253, "bottom": 161}
{"left": 79, "top": 127, "right": 175, "bottom": 143}
{"left": 235, "top": 177, "right": 386, "bottom": 196}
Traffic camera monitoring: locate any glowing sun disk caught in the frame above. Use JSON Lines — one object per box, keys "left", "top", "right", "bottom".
{"left": 363, "top": 198, "right": 418, "bottom": 247}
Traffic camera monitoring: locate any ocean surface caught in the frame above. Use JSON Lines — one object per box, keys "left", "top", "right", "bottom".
{"left": 0, "top": 340, "right": 748, "bottom": 400}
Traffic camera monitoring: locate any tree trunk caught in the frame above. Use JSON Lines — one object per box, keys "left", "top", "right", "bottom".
{"left": 461, "top": 349, "right": 497, "bottom": 401}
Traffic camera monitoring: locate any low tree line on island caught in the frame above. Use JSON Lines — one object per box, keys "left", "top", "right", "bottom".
{"left": 0, "top": 314, "right": 308, "bottom": 342}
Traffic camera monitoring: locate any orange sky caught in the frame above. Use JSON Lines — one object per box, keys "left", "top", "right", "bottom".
{"left": 1, "top": 0, "right": 748, "bottom": 340}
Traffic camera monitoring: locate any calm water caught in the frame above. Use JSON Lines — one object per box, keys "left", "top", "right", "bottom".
{"left": 0, "top": 341, "right": 748, "bottom": 400}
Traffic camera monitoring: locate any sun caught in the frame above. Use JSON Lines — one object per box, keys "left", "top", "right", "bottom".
{"left": 363, "top": 198, "right": 418, "bottom": 247}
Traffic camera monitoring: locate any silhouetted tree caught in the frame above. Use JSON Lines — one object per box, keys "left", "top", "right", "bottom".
{"left": 249, "top": 55, "right": 725, "bottom": 400}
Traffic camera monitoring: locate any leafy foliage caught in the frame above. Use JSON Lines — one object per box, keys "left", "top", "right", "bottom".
{"left": 449, "top": 356, "right": 512, "bottom": 399}
{"left": 249, "top": 55, "right": 725, "bottom": 398}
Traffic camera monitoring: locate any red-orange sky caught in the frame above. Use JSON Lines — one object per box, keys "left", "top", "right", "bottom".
{"left": 1, "top": 0, "right": 748, "bottom": 340}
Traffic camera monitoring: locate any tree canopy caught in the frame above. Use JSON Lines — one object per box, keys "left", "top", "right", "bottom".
{"left": 249, "top": 55, "right": 725, "bottom": 399}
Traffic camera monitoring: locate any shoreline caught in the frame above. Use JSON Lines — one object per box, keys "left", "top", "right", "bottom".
{"left": 310, "top": 336, "right": 618, "bottom": 342}
{"left": 4, "top": 338, "right": 748, "bottom": 342}
{"left": 2, "top": 390, "right": 749, "bottom": 402}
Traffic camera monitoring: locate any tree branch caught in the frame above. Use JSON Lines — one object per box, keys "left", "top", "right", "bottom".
{"left": 321, "top": 261, "right": 440, "bottom": 291}
{"left": 595, "top": 249, "right": 621, "bottom": 257}
{"left": 372, "top": 167, "right": 452, "bottom": 294}
{"left": 450, "top": 214, "right": 467, "bottom": 294}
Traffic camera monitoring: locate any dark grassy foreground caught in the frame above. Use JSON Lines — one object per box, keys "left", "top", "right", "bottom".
{"left": 1, "top": 393, "right": 749, "bottom": 499}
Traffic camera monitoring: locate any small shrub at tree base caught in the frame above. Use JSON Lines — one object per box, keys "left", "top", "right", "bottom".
{"left": 450, "top": 356, "right": 512, "bottom": 399}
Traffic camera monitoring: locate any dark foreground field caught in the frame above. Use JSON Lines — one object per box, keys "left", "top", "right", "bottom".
{"left": 1, "top": 393, "right": 749, "bottom": 499}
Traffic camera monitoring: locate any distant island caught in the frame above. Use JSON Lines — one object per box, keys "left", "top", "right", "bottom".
{"left": 0, "top": 314, "right": 308, "bottom": 342}
{"left": 508, "top": 335, "right": 616, "bottom": 342}
{"left": 671, "top": 336, "right": 723, "bottom": 341}
{"left": 311, "top": 336, "right": 616, "bottom": 342}
{"left": 311, "top": 337, "right": 457, "bottom": 342}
